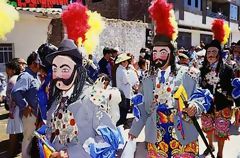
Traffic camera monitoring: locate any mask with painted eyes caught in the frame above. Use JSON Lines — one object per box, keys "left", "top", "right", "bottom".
{"left": 52, "top": 55, "right": 77, "bottom": 91}
{"left": 206, "top": 47, "right": 219, "bottom": 64}
{"left": 152, "top": 46, "right": 170, "bottom": 68}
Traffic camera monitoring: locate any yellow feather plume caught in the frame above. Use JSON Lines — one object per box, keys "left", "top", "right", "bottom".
{"left": 0, "top": 0, "right": 19, "bottom": 40}
{"left": 222, "top": 23, "right": 231, "bottom": 45}
{"left": 78, "top": 10, "right": 105, "bottom": 55}
{"left": 169, "top": 10, "right": 178, "bottom": 41}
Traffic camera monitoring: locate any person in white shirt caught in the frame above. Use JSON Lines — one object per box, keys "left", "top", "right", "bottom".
{"left": 5, "top": 60, "right": 23, "bottom": 157}
{"left": 115, "top": 53, "right": 132, "bottom": 127}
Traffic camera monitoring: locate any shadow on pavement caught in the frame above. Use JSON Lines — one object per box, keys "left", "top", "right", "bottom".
{"left": 0, "top": 139, "right": 21, "bottom": 158}
{"left": 0, "top": 139, "right": 9, "bottom": 158}
{"left": 230, "top": 124, "right": 240, "bottom": 135}
{"left": 0, "top": 113, "right": 8, "bottom": 121}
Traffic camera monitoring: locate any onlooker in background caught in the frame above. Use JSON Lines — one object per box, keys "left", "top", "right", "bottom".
{"left": 195, "top": 45, "right": 202, "bottom": 52}
{"left": 110, "top": 47, "right": 120, "bottom": 87}
{"left": 222, "top": 49, "right": 230, "bottom": 63}
{"left": 12, "top": 58, "right": 27, "bottom": 72}
{"left": 127, "top": 53, "right": 139, "bottom": 95}
{"left": 111, "top": 47, "right": 119, "bottom": 61}
{"left": 11, "top": 52, "right": 41, "bottom": 158}
{"left": 5, "top": 60, "right": 23, "bottom": 157}
{"left": 200, "top": 40, "right": 205, "bottom": 49}
{"left": 98, "top": 47, "right": 112, "bottom": 78}
{"left": 233, "top": 40, "right": 240, "bottom": 74}
{"left": 18, "top": 58, "right": 27, "bottom": 72}
{"left": 188, "top": 46, "right": 197, "bottom": 61}
{"left": 178, "top": 50, "right": 190, "bottom": 66}
{"left": 0, "top": 72, "right": 7, "bottom": 105}
{"left": 137, "top": 59, "right": 147, "bottom": 82}
{"left": 139, "top": 48, "right": 150, "bottom": 70}
{"left": 115, "top": 53, "right": 132, "bottom": 127}
{"left": 139, "top": 48, "right": 147, "bottom": 60}
{"left": 176, "top": 47, "right": 186, "bottom": 63}
{"left": 86, "top": 54, "right": 98, "bottom": 82}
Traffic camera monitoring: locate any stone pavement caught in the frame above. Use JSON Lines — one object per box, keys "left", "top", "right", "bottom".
{"left": 122, "top": 114, "right": 240, "bottom": 158}
{"left": 0, "top": 107, "right": 240, "bottom": 158}
{"left": 0, "top": 106, "right": 21, "bottom": 158}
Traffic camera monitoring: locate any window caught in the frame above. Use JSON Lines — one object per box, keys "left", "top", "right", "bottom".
{"left": 230, "top": 4, "right": 238, "bottom": 21}
{"left": 177, "top": 32, "right": 192, "bottom": 50}
{"left": 195, "top": 0, "right": 198, "bottom": 8}
{"left": 200, "top": 34, "right": 212, "bottom": 45}
{"left": 188, "top": 0, "right": 191, "bottom": 5}
{"left": 0, "top": 43, "right": 13, "bottom": 63}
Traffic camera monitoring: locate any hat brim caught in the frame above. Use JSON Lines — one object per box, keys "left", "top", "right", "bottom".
{"left": 45, "top": 48, "right": 82, "bottom": 65}
{"left": 115, "top": 56, "right": 131, "bottom": 64}
{"left": 178, "top": 53, "right": 189, "bottom": 59}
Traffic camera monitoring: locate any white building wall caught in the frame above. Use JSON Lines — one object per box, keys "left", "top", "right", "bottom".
{"left": 178, "top": 11, "right": 240, "bottom": 45}
{"left": 178, "top": 11, "right": 215, "bottom": 29}
{"left": 0, "top": 13, "right": 51, "bottom": 60}
{"left": 179, "top": 28, "right": 212, "bottom": 47}
{"left": 229, "top": 22, "right": 240, "bottom": 43}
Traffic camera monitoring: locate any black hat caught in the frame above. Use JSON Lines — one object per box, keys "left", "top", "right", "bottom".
{"left": 38, "top": 43, "right": 57, "bottom": 69}
{"left": 45, "top": 39, "right": 82, "bottom": 66}
{"left": 205, "top": 39, "right": 222, "bottom": 52}
{"left": 153, "top": 34, "right": 171, "bottom": 46}
{"left": 179, "top": 50, "right": 190, "bottom": 59}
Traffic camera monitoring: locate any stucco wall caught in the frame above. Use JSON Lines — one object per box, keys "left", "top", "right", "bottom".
{"left": 95, "top": 19, "right": 148, "bottom": 60}
{"left": 0, "top": 13, "right": 51, "bottom": 60}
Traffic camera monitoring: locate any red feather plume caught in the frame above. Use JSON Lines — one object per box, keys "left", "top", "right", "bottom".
{"left": 211, "top": 19, "right": 225, "bottom": 43}
{"left": 61, "top": 2, "right": 89, "bottom": 44}
{"left": 148, "top": 0, "right": 175, "bottom": 40}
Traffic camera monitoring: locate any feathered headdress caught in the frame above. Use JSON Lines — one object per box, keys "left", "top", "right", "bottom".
{"left": 211, "top": 19, "right": 230, "bottom": 45}
{"left": 148, "top": 0, "right": 178, "bottom": 44}
{"left": 0, "top": 0, "right": 19, "bottom": 40}
{"left": 62, "top": 2, "right": 105, "bottom": 55}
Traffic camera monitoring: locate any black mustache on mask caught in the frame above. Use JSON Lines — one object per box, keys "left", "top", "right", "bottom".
{"left": 53, "top": 66, "right": 77, "bottom": 86}
{"left": 153, "top": 54, "right": 169, "bottom": 68}
{"left": 208, "top": 56, "right": 216, "bottom": 58}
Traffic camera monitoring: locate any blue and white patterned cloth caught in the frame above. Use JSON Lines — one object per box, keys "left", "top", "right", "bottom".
{"left": 189, "top": 88, "right": 213, "bottom": 112}
{"left": 131, "top": 93, "right": 144, "bottom": 121}
{"left": 83, "top": 126, "right": 124, "bottom": 158}
{"left": 232, "top": 78, "right": 240, "bottom": 99}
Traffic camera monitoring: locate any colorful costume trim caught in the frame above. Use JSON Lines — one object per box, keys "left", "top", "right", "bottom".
{"left": 147, "top": 104, "right": 199, "bottom": 158}
{"left": 201, "top": 108, "right": 232, "bottom": 140}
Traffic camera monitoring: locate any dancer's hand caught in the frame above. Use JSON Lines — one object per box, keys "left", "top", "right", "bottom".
{"left": 23, "top": 106, "right": 32, "bottom": 117}
{"left": 9, "top": 112, "right": 14, "bottom": 119}
{"left": 50, "top": 151, "right": 68, "bottom": 158}
{"left": 184, "top": 105, "right": 197, "bottom": 117}
{"left": 50, "top": 152, "right": 61, "bottom": 158}
{"left": 128, "top": 133, "right": 136, "bottom": 140}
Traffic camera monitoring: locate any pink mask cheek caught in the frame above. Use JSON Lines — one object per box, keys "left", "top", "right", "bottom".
{"left": 159, "top": 54, "right": 168, "bottom": 60}
{"left": 154, "top": 52, "right": 169, "bottom": 61}
{"left": 52, "top": 73, "right": 57, "bottom": 79}
{"left": 62, "top": 73, "right": 71, "bottom": 79}
{"left": 153, "top": 54, "right": 157, "bottom": 60}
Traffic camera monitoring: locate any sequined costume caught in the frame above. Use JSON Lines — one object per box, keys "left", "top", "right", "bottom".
{"left": 130, "top": 66, "right": 212, "bottom": 158}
